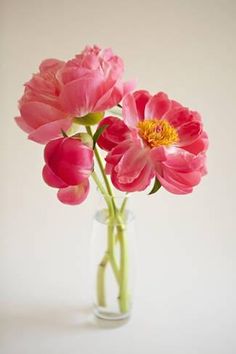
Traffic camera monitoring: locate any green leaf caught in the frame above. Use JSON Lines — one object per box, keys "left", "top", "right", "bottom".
{"left": 61, "top": 129, "right": 68, "bottom": 137}
{"left": 93, "top": 125, "right": 108, "bottom": 149}
{"left": 148, "top": 177, "right": 161, "bottom": 195}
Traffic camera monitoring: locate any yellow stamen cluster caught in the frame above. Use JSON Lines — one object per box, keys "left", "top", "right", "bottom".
{"left": 138, "top": 119, "right": 179, "bottom": 148}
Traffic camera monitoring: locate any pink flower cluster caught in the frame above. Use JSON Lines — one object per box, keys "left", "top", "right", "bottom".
{"left": 15, "top": 45, "right": 208, "bottom": 205}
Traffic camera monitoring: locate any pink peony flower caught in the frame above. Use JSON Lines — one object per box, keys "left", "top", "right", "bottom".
{"left": 59, "top": 45, "right": 135, "bottom": 117}
{"left": 15, "top": 45, "right": 135, "bottom": 144}
{"left": 15, "top": 59, "right": 73, "bottom": 144}
{"left": 42, "top": 137, "right": 93, "bottom": 205}
{"left": 98, "top": 90, "right": 208, "bottom": 194}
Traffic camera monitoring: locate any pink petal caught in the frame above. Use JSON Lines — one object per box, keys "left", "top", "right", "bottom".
{"left": 60, "top": 139, "right": 94, "bottom": 168}
{"left": 151, "top": 145, "right": 205, "bottom": 194}
{"left": 156, "top": 172, "right": 193, "bottom": 194}
{"left": 122, "top": 93, "right": 139, "bottom": 128}
{"left": 26, "top": 75, "right": 58, "bottom": 97}
{"left": 101, "top": 49, "right": 124, "bottom": 76}
{"left": 42, "top": 165, "right": 67, "bottom": 188}
{"left": 200, "top": 158, "right": 208, "bottom": 176}
{"left": 100, "top": 47, "right": 116, "bottom": 61}
{"left": 115, "top": 145, "right": 148, "bottom": 183}
{"left": 162, "top": 168, "right": 194, "bottom": 191}
{"left": 94, "top": 81, "right": 123, "bottom": 112}
{"left": 177, "top": 121, "right": 202, "bottom": 146}
{"left": 44, "top": 138, "right": 63, "bottom": 164}
{"left": 39, "top": 59, "right": 65, "bottom": 73}
{"left": 15, "top": 116, "right": 33, "bottom": 133}
{"left": 164, "top": 107, "right": 188, "bottom": 127}
{"left": 171, "top": 100, "right": 183, "bottom": 110}
{"left": 97, "top": 116, "right": 131, "bottom": 151}
{"left": 163, "top": 147, "right": 204, "bottom": 173}
{"left": 133, "top": 90, "right": 151, "bottom": 120}
{"left": 164, "top": 107, "right": 201, "bottom": 129}
{"left": 105, "top": 140, "right": 135, "bottom": 167}
{"left": 97, "top": 133, "right": 116, "bottom": 152}
{"left": 149, "top": 146, "right": 167, "bottom": 163}
{"left": 111, "top": 163, "right": 153, "bottom": 192}
{"left": 123, "top": 80, "right": 136, "bottom": 95}
{"left": 60, "top": 67, "right": 91, "bottom": 85}
{"left": 183, "top": 131, "right": 209, "bottom": 155}
{"left": 144, "top": 92, "right": 171, "bottom": 119}
{"left": 52, "top": 159, "right": 91, "bottom": 186}
{"left": 105, "top": 162, "right": 113, "bottom": 174}
{"left": 29, "top": 118, "right": 73, "bottom": 144}
{"left": 20, "top": 102, "right": 65, "bottom": 129}
{"left": 164, "top": 168, "right": 202, "bottom": 187}
{"left": 57, "top": 180, "right": 90, "bottom": 205}
{"left": 59, "top": 72, "right": 103, "bottom": 116}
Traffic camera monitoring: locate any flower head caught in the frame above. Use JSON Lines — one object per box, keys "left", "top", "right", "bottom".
{"left": 15, "top": 45, "right": 135, "bottom": 144}
{"left": 42, "top": 137, "right": 94, "bottom": 205}
{"left": 98, "top": 90, "right": 208, "bottom": 194}
{"left": 59, "top": 45, "right": 135, "bottom": 118}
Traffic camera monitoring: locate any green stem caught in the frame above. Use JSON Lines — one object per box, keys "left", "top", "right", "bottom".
{"left": 91, "top": 172, "right": 121, "bottom": 308}
{"left": 91, "top": 171, "right": 113, "bottom": 307}
{"left": 116, "top": 214, "right": 129, "bottom": 313}
{"left": 91, "top": 171, "right": 112, "bottom": 215}
{"left": 87, "top": 125, "right": 129, "bottom": 313}
{"left": 86, "top": 126, "right": 115, "bottom": 209}
{"left": 120, "top": 194, "right": 129, "bottom": 216}
{"left": 97, "top": 253, "right": 108, "bottom": 307}
{"left": 107, "top": 222, "right": 120, "bottom": 284}
{"left": 95, "top": 220, "right": 121, "bottom": 308}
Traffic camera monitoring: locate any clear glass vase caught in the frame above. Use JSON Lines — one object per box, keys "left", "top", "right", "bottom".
{"left": 90, "top": 194, "right": 135, "bottom": 321}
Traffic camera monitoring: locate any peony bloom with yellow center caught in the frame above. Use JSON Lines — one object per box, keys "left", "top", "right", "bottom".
{"left": 97, "top": 90, "right": 208, "bottom": 194}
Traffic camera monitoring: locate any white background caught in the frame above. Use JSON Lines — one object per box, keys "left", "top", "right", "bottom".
{"left": 1, "top": 0, "right": 236, "bottom": 353}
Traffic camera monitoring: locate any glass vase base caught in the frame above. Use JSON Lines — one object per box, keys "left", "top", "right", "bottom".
{"left": 94, "top": 306, "right": 130, "bottom": 321}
